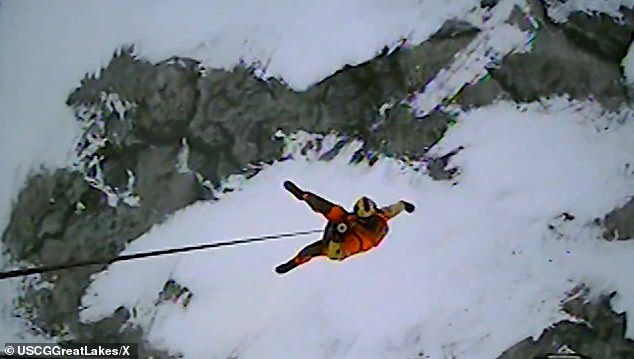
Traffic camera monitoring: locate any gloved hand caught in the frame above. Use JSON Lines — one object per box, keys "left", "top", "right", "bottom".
{"left": 402, "top": 200, "right": 415, "bottom": 213}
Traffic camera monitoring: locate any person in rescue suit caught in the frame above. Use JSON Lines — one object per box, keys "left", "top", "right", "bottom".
{"left": 275, "top": 181, "right": 415, "bottom": 274}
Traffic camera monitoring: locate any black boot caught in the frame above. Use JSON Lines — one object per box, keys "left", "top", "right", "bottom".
{"left": 283, "top": 181, "right": 304, "bottom": 200}
{"left": 275, "top": 259, "right": 298, "bottom": 274}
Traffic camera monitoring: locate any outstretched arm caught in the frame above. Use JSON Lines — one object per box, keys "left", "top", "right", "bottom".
{"left": 380, "top": 200, "right": 415, "bottom": 220}
{"left": 284, "top": 181, "right": 347, "bottom": 222}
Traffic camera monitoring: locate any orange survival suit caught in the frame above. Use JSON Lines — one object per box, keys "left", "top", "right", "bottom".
{"left": 275, "top": 181, "right": 415, "bottom": 274}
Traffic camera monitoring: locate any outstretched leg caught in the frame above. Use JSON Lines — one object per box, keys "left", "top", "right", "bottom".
{"left": 283, "top": 180, "right": 305, "bottom": 200}
{"left": 275, "top": 239, "right": 327, "bottom": 274}
{"left": 283, "top": 181, "right": 347, "bottom": 221}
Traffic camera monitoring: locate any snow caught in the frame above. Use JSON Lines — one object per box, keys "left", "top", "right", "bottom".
{"left": 80, "top": 98, "right": 634, "bottom": 358}
{"left": 623, "top": 40, "right": 634, "bottom": 88}
{"left": 1, "top": 0, "right": 634, "bottom": 357}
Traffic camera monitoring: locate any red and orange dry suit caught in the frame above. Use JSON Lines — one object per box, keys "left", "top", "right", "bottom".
{"left": 275, "top": 189, "right": 407, "bottom": 274}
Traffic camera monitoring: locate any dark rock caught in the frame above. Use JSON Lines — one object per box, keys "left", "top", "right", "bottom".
{"left": 72, "top": 306, "right": 179, "bottom": 358}
{"left": 497, "top": 292, "right": 634, "bottom": 359}
{"left": 67, "top": 46, "right": 200, "bottom": 145}
{"left": 190, "top": 68, "right": 288, "bottom": 172}
{"left": 426, "top": 145, "right": 464, "bottom": 181}
{"left": 50, "top": 271, "right": 88, "bottom": 323}
{"left": 134, "top": 64, "right": 199, "bottom": 143}
{"left": 188, "top": 118, "right": 232, "bottom": 151}
{"left": 368, "top": 105, "right": 452, "bottom": 159}
{"left": 186, "top": 149, "right": 222, "bottom": 189}
{"left": 561, "top": 212, "right": 575, "bottom": 221}
{"left": 429, "top": 19, "right": 481, "bottom": 40}
{"left": 487, "top": 0, "right": 629, "bottom": 110}
{"left": 38, "top": 239, "right": 72, "bottom": 267}
{"left": 134, "top": 145, "right": 199, "bottom": 214}
{"left": 541, "top": 0, "right": 634, "bottom": 63}
{"left": 318, "top": 138, "right": 351, "bottom": 162}
{"left": 509, "top": 0, "right": 547, "bottom": 32}
{"left": 2, "top": 170, "right": 82, "bottom": 259}
{"left": 392, "top": 25, "right": 479, "bottom": 96}
{"left": 450, "top": 73, "right": 511, "bottom": 109}
{"left": 100, "top": 155, "right": 136, "bottom": 193}
{"left": 66, "top": 46, "right": 156, "bottom": 106}
{"left": 20, "top": 287, "right": 56, "bottom": 333}
{"left": 185, "top": 22, "right": 478, "bottom": 180}
{"left": 560, "top": 11, "right": 634, "bottom": 63}
{"left": 601, "top": 197, "right": 634, "bottom": 240}
{"left": 3, "top": 144, "right": 200, "bottom": 344}
{"left": 488, "top": 24, "right": 627, "bottom": 110}
{"left": 104, "top": 111, "right": 141, "bottom": 151}
{"left": 481, "top": 0, "right": 499, "bottom": 9}
{"left": 37, "top": 210, "right": 68, "bottom": 239}
{"left": 308, "top": 30, "right": 478, "bottom": 162}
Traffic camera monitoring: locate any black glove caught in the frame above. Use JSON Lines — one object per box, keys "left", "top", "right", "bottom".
{"left": 283, "top": 180, "right": 305, "bottom": 200}
{"left": 402, "top": 201, "right": 415, "bottom": 213}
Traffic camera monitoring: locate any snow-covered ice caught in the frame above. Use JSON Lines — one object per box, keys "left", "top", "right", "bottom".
{"left": 80, "top": 99, "right": 634, "bottom": 358}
